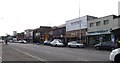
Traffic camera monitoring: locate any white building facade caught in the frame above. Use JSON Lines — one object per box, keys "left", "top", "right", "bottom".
{"left": 66, "top": 15, "right": 97, "bottom": 44}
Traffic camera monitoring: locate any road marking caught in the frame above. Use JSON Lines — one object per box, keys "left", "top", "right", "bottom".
{"left": 14, "top": 48, "right": 47, "bottom": 61}
{"left": 77, "top": 58, "right": 89, "bottom": 61}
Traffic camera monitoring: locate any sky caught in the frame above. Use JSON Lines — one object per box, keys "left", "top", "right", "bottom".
{"left": 0, "top": 0, "right": 120, "bottom": 36}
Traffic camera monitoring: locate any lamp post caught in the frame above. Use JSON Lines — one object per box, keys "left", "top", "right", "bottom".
{"left": 78, "top": 1, "right": 81, "bottom": 42}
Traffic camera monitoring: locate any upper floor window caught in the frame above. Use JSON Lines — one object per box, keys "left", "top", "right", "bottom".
{"left": 103, "top": 20, "right": 109, "bottom": 25}
{"left": 96, "top": 21, "right": 101, "bottom": 26}
{"left": 90, "top": 23, "right": 94, "bottom": 27}
{"left": 71, "top": 21, "right": 80, "bottom": 25}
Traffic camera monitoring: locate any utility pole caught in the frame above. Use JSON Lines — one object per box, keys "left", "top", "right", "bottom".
{"left": 79, "top": 1, "right": 81, "bottom": 43}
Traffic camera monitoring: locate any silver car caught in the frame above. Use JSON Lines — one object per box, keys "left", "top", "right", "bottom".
{"left": 68, "top": 41, "right": 85, "bottom": 48}
{"left": 50, "top": 39, "right": 64, "bottom": 47}
{"left": 44, "top": 40, "right": 51, "bottom": 45}
{"left": 18, "top": 40, "right": 27, "bottom": 44}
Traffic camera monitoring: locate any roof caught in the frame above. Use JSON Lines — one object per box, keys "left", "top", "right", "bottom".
{"left": 110, "top": 28, "right": 120, "bottom": 32}
{"left": 66, "top": 15, "right": 97, "bottom": 22}
{"left": 57, "top": 24, "right": 66, "bottom": 28}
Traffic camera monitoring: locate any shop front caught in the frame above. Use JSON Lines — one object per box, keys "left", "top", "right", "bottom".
{"left": 66, "top": 29, "right": 87, "bottom": 45}
{"left": 86, "top": 29, "right": 112, "bottom": 46}
{"left": 111, "top": 28, "right": 120, "bottom": 42}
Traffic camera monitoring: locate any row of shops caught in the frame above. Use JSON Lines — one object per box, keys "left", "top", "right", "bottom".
{"left": 66, "top": 15, "right": 120, "bottom": 46}
{"left": 32, "top": 25, "right": 66, "bottom": 45}
{"left": 12, "top": 15, "right": 120, "bottom": 47}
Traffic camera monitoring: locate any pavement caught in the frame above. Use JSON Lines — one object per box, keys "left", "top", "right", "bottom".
{"left": 0, "top": 43, "right": 2, "bottom": 63}
{"left": 2, "top": 43, "right": 113, "bottom": 63}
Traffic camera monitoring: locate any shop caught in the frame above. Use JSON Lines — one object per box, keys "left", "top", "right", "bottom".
{"left": 86, "top": 29, "right": 112, "bottom": 46}
{"left": 66, "top": 29, "right": 87, "bottom": 45}
{"left": 111, "top": 28, "right": 120, "bottom": 42}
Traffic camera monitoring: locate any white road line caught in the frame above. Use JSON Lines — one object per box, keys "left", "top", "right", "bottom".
{"left": 77, "top": 58, "right": 89, "bottom": 61}
{"left": 14, "top": 48, "right": 47, "bottom": 61}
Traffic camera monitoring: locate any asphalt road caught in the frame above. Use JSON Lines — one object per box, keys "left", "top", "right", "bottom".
{"left": 2, "top": 43, "right": 112, "bottom": 63}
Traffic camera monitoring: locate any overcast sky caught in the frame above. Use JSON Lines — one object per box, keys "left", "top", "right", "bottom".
{"left": 0, "top": 0, "right": 120, "bottom": 36}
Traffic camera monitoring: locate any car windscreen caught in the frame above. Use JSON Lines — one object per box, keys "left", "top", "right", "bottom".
{"left": 58, "top": 40, "right": 62, "bottom": 43}
{"left": 101, "top": 42, "right": 113, "bottom": 45}
{"left": 69, "top": 41, "right": 76, "bottom": 43}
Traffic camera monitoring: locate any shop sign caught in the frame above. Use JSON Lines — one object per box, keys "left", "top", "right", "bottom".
{"left": 86, "top": 30, "right": 111, "bottom": 35}
{"left": 70, "top": 32, "right": 78, "bottom": 36}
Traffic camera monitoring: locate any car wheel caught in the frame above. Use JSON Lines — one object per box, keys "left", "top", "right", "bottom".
{"left": 114, "top": 54, "right": 120, "bottom": 63}
{"left": 96, "top": 47, "right": 99, "bottom": 50}
{"left": 77, "top": 45, "right": 79, "bottom": 48}
{"left": 55, "top": 44, "right": 57, "bottom": 47}
{"left": 68, "top": 45, "right": 71, "bottom": 48}
{"left": 50, "top": 44, "right": 53, "bottom": 47}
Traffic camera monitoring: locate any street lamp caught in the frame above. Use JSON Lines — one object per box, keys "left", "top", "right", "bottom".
{"left": 78, "top": 1, "right": 81, "bottom": 42}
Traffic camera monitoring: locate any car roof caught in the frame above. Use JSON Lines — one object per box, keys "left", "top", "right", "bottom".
{"left": 69, "top": 41, "right": 76, "bottom": 43}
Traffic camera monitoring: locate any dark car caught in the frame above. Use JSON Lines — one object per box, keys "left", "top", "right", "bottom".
{"left": 94, "top": 42, "right": 117, "bottom": 50}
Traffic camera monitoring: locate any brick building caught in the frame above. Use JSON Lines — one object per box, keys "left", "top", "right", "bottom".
{"left": 49, "top": 24, "right": 66, "bottom": 45}
{"left": 33, "top": 26, "right": 52, "bottom": 43}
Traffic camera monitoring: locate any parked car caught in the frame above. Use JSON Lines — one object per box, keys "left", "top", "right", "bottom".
{"left": 67, "top": 41, "right": 85, "bottom": 48}
{"left": 50, "top": 39, "right": 64, "bottom": 47}
{"left": 18, "top": 40, "right": 27, "bottom": 44}
{"left": 11, "top": 40, "right": 19, "bottom": 43}
{"left": 94, "top": 42, "right": 117, "bottom": 50}
{"left": 0, "top": 39, "right": 4, "bottom": 43}
{"left": 44, "top": 40, "right": 51, "bottom": 45}
{"left": 14, "top": 40, "right": 19, "bottom": 43}
{"left": 9, "top": 40, "right": 13, "bottom": 43}
{"left": 109, "top": 48, "right": 120, "bottom": 63}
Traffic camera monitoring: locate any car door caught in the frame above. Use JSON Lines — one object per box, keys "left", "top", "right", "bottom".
{"left": 72, "top": 42, "right": 77, "bottom": 47}
{"left": 103, "top": 42, "right": 110, "bottom": 50}
{"left": 101, "top": 42, "right": 107, "bottom": 49}
{"left": 69, "top": 42, "right": 74, "bottom": 47}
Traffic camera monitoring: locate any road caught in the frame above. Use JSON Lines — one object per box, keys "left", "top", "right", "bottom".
{"left": 2, "top": 43, "right": 112, "bottom": 63}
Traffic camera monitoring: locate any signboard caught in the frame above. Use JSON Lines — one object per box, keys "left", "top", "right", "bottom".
{"left": 86, "top": 30, "right": 111, "bottom": 35}
{"left": 66, "top": 16, "right": 87, "bottom": 31}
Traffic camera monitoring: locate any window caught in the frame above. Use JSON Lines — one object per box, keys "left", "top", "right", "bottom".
{"left": 96, "top": 21, "right": 101, "bottom": 26}
{"left": 90, "top": 23, "right": 94, "bottom": 27}
{"left": 71, "top": 21, "right": 80, "bottom": 25}
{"left": 104, "top": 20, "right": 109, "bottom": 25}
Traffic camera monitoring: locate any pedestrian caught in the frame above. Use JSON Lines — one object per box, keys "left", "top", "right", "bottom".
{"left": 5, "top": 39, "right": 8, "bottom": 45}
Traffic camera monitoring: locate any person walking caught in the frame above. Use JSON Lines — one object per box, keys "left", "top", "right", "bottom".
{"left": 5, "top": 39, "right": 8, "bottom": 45}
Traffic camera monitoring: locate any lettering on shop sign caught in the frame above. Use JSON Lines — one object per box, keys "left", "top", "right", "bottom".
{"left": 71, "top": 32, "right": 78, "bottom": 36}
